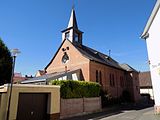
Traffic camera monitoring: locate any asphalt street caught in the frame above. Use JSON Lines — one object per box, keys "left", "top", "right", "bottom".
{"left": 94, "top": 107, "right": 159, "bottom": 120}
{"left": 62, "top": 106, "right": 160, "bottom": 120}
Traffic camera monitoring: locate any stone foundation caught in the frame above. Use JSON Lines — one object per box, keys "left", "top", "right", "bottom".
{"left": 154, "top": 105, "right": 160, "bottom": 114}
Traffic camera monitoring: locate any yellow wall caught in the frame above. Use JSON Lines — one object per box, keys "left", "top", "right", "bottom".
{"left": 0, "top": 92, "right": 8, "bottom": 120}
{"left": 0, "top": 84, "right": 60, "bottom": 120}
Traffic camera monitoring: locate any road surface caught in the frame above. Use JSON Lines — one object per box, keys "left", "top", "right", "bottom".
{"left": 63, "top": 106, "right": 160, "bottom": 120}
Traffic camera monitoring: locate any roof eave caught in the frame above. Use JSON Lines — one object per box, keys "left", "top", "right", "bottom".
{"left": 141, "top": 0, "right": 160, "bottom": 39}
{"left": 45, "top": 39, "right": 67, "bottom": 70}
{"left": 21, "top": 79, "right": 46, "bottom": 84}
{"left": 141, "top": 32, "right": 149, "bottom": 39}
{"left": 61, "top": 27, "right": 83, "bottom": 33}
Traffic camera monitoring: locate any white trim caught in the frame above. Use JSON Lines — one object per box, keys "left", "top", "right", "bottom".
{"left": 141, "top": 0, "right": 160, "bottom": 39}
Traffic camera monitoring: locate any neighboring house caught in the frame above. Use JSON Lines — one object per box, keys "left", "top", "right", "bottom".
{"left": 139, "top": 71, "right": 154, "bottom": 100}
{"left": 35, "top": 70, "right": 46, "bottom": 77}
{"left": 21, "top": 69, "right": 82, "bottom": 84}
{"left": 22, "top": 8, "right": 141, "bottom": 102}
{"left": 13, "top": 73, "right": 27, "bottom": 83}
{"left": 141, "top": 0, "right": 160, "bottom": 113}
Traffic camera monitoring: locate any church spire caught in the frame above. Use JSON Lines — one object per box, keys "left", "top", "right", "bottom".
{"left": 62, "top": 7, "right": 83, "bottom": 44}
{"left": 67, "top": 8, "right": 78, "bottom": 29}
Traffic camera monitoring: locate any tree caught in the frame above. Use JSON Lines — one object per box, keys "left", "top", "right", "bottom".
{"left": 0, "top": 38, "right": 13, "bottom": 85}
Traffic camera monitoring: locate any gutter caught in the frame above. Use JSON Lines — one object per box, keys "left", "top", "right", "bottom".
{"left": 141, "top": 0, "right": 160, "bottom": 39}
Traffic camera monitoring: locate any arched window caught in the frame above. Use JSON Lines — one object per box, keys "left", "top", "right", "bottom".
{"left": 110, "top": 74, "right": 112, "bottom": 86}
{"left": 112, "top": 74, "right": 115, "bottom": 86}
{"left": 110, "top": 74, "right": 115, "bottom": 87}
{"left": 65, "top": 32, "right": 70, "bottom": 40}
{"left": 120, "top": 76, "right": 124, "bottom": 87}
{"left": 99, "top": 71, "right": 102, "bottom": 85}
{"left": 96, "top": 70, "right": 98, "bottom": 82}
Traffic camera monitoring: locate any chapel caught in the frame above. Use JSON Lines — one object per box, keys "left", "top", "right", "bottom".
{"left": 23, "top": 8, "right": 141, "bottom": 102}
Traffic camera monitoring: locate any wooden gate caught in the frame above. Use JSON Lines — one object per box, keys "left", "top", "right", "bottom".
{"left": 16, "top": 93, "right": 48, "bottom": 120}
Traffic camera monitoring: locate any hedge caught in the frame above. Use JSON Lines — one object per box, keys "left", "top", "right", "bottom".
{"left": 50, "top": 80, "right": 101, "bottom": 99}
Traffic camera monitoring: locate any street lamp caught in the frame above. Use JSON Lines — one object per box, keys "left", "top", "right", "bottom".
{"left": 6, "top": 48, "right": 20, "bottom": 120}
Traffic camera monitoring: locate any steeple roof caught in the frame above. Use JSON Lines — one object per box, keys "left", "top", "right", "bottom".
{"left": 67, "top": 8, "right": 78, "bottom": 29}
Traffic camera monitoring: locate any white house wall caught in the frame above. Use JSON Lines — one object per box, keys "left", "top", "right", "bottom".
{"left": 140, "top": 88, "right": 154, "bottom": 100}
{"left": 146, "top": 7, "right": 160, "bottom": 106}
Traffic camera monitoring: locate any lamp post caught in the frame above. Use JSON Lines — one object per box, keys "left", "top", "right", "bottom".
{"left": 6, "top": 48, "right": 20, "bottom": 120}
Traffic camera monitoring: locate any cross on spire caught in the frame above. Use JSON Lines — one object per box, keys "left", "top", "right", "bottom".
{"left": 72, "top": 0, "right": 75, "bottom": 10}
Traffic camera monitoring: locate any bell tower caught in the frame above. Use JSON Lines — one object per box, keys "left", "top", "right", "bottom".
{"left": 62, "top": 8, "right": 83, "bottom": 44}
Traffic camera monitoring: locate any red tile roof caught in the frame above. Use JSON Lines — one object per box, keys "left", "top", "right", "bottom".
{"left": 13, "top": 73, "right": 27, "bottom": 83}
{"left": 139, "top": 71, "right": 152, "bottom": 88}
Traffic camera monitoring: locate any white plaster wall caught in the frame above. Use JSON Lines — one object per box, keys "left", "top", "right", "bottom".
{"left": 62, "top": 32, "right": 65, "bottom": 42}
{"left": 69, "top": 29, "right": 73, "bottom": 42}
{"left": 62, "top": 29, "right": 73, "bottom": 42}
{"left": 140, "top": 88, "right": 154, "bottom": 100}
{"left": 146, "top": 8, "right": 160, "bottom": 106}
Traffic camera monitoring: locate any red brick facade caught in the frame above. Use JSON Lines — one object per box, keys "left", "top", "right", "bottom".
{"left": 46, "top": 40, "right": 90, "bottom": 81}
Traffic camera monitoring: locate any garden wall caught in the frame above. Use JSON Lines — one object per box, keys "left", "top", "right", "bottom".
{"left": 60, "top": 97, "right": 101, "bottom": 119}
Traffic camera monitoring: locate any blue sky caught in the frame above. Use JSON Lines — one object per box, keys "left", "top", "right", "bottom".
{"left": 0, "top": 0, "right": 157, "bottom": 76}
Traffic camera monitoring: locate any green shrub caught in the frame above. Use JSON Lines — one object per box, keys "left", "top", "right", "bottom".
{"left": 50, "top": 80, "right": 101, "bottom": 99}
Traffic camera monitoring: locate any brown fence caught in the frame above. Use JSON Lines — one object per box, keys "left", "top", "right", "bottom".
{"left": 60, "top": 97, "right": 101, "bottom": 119}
